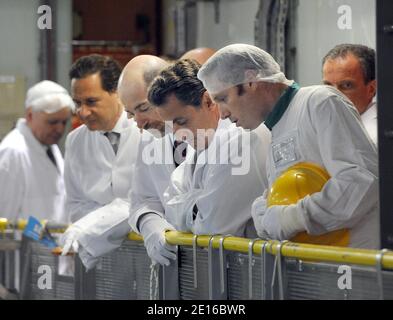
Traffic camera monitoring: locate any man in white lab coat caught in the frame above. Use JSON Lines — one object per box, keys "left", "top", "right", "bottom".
{"left": 59, "top": 54, "right": 141, "bottom": 268}
{"left": 125, "top": 54, "right": 228, "bottom": 266}
{"left": 0, "top": 80, "right": 74, "bottom": 223}
{"left": 323, "top": 44, "right": 377, "bottom": 145}
{"left": 198, "top": 44, "right": 379, "bottom": 249}
{"left": 118, "top": 55, "right": 183, "bottom": 267}
{"left": 147, "top": 59, "right": 271, "bottom": 244}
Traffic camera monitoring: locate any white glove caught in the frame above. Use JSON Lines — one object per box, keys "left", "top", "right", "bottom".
{"left": 251, "top": 192, "right": 306, "bottom": 240}
{"left": 251, "top": 191, "right": 270, "bottom": 239}
{"left": 139, "top": 214, "right": 177, "bottom": 266}
{"left": 79, "top": 246, "right": 100, "bottom": 271}
{"left": 60, "top": 226, "right": 100, "bottom": 270}
{"left": 59, "top": 225, "right": 82, "bottom": 256}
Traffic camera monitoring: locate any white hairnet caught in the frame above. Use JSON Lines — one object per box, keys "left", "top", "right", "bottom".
{"left": 25, "top": 80, "right": 75, "bottom": 114}
{"left": 197, "top": 44, "right": 293, "bottom": 95}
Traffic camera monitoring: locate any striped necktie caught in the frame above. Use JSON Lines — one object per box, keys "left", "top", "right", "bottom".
{"left": 104, "top": 132, "right": 120, "bottom": 155}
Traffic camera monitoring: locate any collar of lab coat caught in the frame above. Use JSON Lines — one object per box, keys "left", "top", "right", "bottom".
{"left": 170, "top": 119, "right": 232, "bottom": 184}
{"left": 264, "top": 82, "right": 300, "bottom": 131}
{"left": 194, "top": 118, "right": 234, "bottom": 168}
{"left": 167, "top": 132, "right": 177, "bottom": 147}
{"left": 99, "top": 110, "right": 131, "bottom": 135}
{"left": 16, "top": 118, "right": 51, "bottom": 156}
{"left": 361, "top": 100, "right": 377, "bottom": 123}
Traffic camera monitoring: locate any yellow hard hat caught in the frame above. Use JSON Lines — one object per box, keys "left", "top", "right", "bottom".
{"left": 267, "top": 162, "right": 350, "bottom": 247}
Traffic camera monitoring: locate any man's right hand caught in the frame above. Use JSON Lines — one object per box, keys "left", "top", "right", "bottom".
{"left": 139, "top": 214, "right": 177, "bottom": 266}
{"left": 59, "top": 225, "right": 82, "bottom": 256}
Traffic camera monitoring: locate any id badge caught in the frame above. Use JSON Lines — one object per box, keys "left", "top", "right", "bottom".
{"left": 272, "top": 135, "right": 299, "bottom": 169}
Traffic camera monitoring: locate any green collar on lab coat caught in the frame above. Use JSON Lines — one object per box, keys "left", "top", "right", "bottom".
{"left": 264, "top": 82, "right": 300, "bottom": 131}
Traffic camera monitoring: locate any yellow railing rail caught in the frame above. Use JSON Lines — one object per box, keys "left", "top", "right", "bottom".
{"left": 2, "top": 218, "right": 393, "bottom": 270}
{"left": 127, "top": 232, "right": 143, "bottom": 242}
{"left": 0, "top": 218, "right": 68, "bottom": 234}
{"left": 164, "top": 231, "right": 393, "bottom": 270}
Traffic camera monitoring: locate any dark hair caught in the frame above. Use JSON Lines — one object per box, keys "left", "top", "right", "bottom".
{"left": 148, "top": 59, "right": 205, "bottom": 107}
{"left": 69, "top": 54, "right": 122, "bottom": 92}
{"left": 322, "top": 44, "right": 375, "bottom": 83}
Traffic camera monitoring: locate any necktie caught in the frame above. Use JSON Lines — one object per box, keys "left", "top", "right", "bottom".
{"left": 173, "top": 140, "right": 187, "bottom": 167}
{"left": 104, "top": 132, "right": 121, "bottom": 155}
{"left": 173, "top": 140, "right": 197, "bottom": 218}
{"left": 46, "top": 146, "right": 57, "bottom": 169}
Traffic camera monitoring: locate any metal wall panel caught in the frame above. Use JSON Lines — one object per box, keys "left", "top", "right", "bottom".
{"left": 377, "top": 0, "right": 393, "bottom": 250}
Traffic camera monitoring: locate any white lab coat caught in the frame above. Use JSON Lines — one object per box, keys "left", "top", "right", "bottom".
{"left": 361, "top": 97, "right": 377, "bottom": 146}
{"left": 64, "top": 111, "right": 141, "bottom": 256}
{"left": 164, "top": 119, "right": 271, "bottom": 237}
{"left": 0, "top": 119, "right": 66, "bottom": 222}
{"left": 267, "top": 85, "right": 379, "bottom": 249}
{"left": 129, "top": 132, "right": 180, "bottom": 232}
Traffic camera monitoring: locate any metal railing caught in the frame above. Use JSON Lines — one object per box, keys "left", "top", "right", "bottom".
{"left": 1, "top": 218, "right": 393, "bottom": 300}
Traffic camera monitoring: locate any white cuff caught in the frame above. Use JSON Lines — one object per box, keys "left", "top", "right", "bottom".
{"left": 139, "top": 213, "right": 164, "bottom": 231}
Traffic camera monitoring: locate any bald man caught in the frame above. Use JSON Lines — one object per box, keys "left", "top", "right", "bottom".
{"left": 121, "top": 55, "right": 189, "bottom": 266}
{"left": 118, "top": 55, "right": 167, "bottom": 136}
{"left": 180, "top": 47, "right": 216, "bottom": 65}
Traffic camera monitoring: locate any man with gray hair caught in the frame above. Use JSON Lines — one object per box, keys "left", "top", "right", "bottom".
{"left": 322, "top": 44, "right": 377, "bottom": 144}
{"left": 0, "top": 80, "right": 74, "bottom": 222}
{"left": 198, "top": 44, "right": 379, "bottom": 249}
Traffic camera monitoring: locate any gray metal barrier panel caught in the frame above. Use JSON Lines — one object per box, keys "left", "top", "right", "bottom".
{"left": 0, "top": 231, "right": 19, "bottom": 297}
{"left": 178, "top": 246, "right": 209, "bottom": 299}
{"left": 285, "top": 259, "right": 393, "bottom": 300}
{"left": 20, "top": 238, "right": 75, "bottom": 300}
{"left": 175, "top": 245, "right": 393, "bottom": 301}
{"left": 77, "top": 240, "right": 153, "bottom": 300}
{"left": 225, "top": 251, "right": 393, "bottom": 300}
{"left": 6, "top": 231, "right": 393, "bottom": 300}
{"left": 227, "top": 252, "right": 262, "bottom": 300}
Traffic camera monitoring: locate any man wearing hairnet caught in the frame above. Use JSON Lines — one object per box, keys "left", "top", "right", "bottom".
{"left": 198, "top": 44, "right": 379, "bottom": 249}
{"left": 59, "top": 55, "right": 142, "bottom": 269}
{"left": 147, "top": 59, "right": 271, "bottom": 245}
{"left": 0, "top": 80, "right": 74, "bottom": 222}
